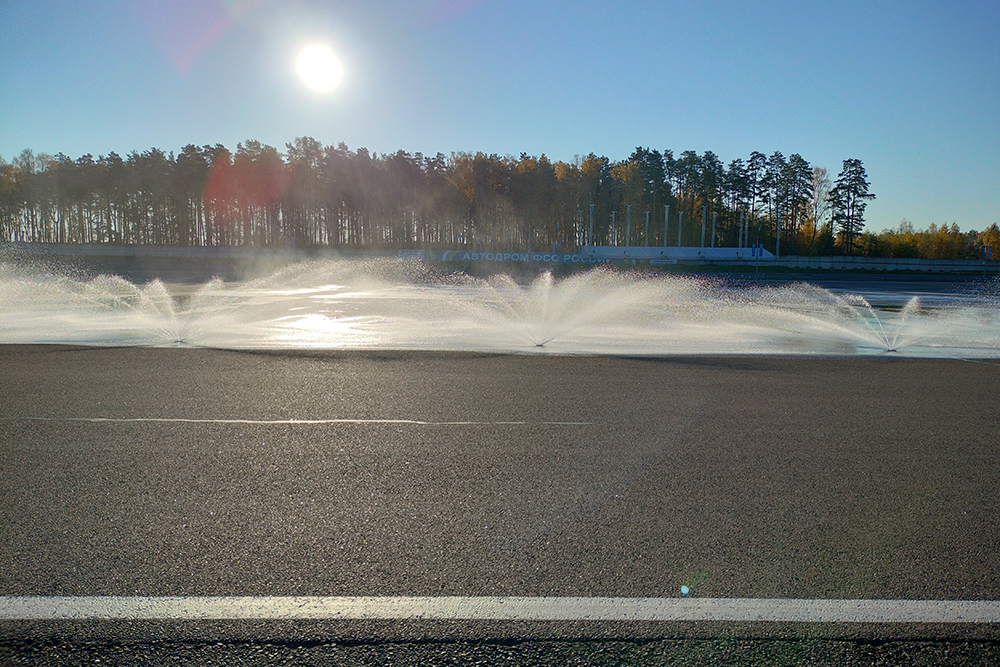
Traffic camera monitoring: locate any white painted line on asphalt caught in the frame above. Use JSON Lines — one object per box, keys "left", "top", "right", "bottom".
{"left": 7, "top": 417, "right": 594, "bottom": 426}
{"left": 1, "top": 597, "right": 998, "bottom": 623}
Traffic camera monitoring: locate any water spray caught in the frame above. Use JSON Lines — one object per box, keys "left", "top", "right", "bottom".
{"left": 1, "top": 258, "right": 997, "bottom": 356}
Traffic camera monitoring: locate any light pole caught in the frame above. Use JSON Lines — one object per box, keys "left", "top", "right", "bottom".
{"left": 663, "top": 205, "right": 669, "bottom": 248}
{"left": 589, "top": 202, "right": 594, "bottom": 247}
{"left": 649, "top": 179, "right": 655, "bottom": 245}
{"left": 626, "top": 204, "right": 632, "bottom": 247}
{"left": 701, "top": 205, "right": 707, "bottom": 248}
{"left": 776, "top": 212, "right": 781, "bottom": 258}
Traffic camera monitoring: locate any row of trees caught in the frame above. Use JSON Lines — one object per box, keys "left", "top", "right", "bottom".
{"left": 1, "top": 137, "right": 985, "bottom": 259}
{"left": 858, "top": 221, "right": 1000, "bottom": 260}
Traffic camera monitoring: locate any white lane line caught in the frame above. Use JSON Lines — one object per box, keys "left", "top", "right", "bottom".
{"left": 1, "top": 597, "right": 998, "bottom": 623}
{"left": 5, "top": 417, "right": 594, "bottom": 426}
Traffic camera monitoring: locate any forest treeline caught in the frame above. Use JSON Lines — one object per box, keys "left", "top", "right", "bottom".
{"left": 1, "top": 138, "right": 996, "bottom": 259}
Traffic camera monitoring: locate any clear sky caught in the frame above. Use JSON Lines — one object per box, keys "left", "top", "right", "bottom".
{"left": 2, "top": 0, "right": 997, "bottom": 232}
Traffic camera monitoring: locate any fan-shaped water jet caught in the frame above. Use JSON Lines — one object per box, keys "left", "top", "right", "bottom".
{"left": 1, "top": 258, "right": 997, "bottom": 358}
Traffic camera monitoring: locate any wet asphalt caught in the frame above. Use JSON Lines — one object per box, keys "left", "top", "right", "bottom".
{"left": 1, "top": 346, "right": 999, "bottom": 663}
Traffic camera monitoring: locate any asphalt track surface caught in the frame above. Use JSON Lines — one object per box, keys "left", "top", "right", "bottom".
{"left": 2, "top": 346, "right": 999, "bottom": 664}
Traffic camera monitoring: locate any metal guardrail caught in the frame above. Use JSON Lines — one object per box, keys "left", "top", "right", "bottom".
{"left": 3, "top": 243, "right": 998, "bottom": 273}
{"left": 770, "top": 256, "right": 999, "bottom": 272}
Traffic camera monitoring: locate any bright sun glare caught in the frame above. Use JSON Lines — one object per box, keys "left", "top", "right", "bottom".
{"left": 296, "top": 44, "right": 343, "bottom": 93}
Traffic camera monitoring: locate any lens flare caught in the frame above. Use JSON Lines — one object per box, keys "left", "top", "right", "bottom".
{"left": 295, "top": 44, "right": 343, "bottom": 93}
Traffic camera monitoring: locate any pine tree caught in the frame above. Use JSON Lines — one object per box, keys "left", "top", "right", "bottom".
{"left": 829, "top": 158, "right": 875, "bottom": 254}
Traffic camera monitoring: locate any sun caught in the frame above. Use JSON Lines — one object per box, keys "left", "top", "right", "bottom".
{"left": 295, "top": 44, "right": 343, "bottom": 93}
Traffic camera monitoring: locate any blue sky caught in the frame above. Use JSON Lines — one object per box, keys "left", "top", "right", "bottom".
{"left": 1, "top": 0, "right": 997, "bottom": 232}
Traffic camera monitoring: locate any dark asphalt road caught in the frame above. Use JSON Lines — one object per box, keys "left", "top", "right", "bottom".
{"left": 2, "top": 346, "right": 999, "bottom": 663}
